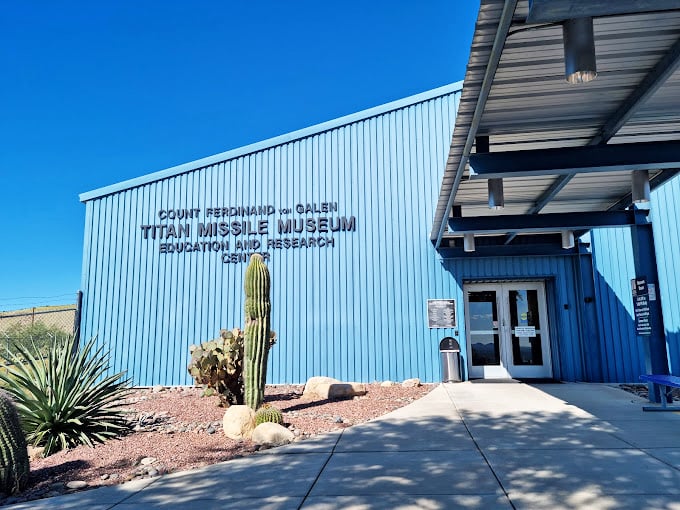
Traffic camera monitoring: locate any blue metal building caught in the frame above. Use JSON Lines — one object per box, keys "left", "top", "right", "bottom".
{"left": 80, "top": 84, "right": 466, "bottom": 386}
{"left": 80, "top": 1, "right": 680, "bottom": 388}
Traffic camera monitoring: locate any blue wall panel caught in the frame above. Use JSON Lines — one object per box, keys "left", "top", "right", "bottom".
{"left": 590, "top": 173, "right": 680, "bottom": 381}
{"left": 650, "top": 175, "right": 680, "bottom": 375}
{"left": 590, "top": 228, "right": 644, "bottom": 382}
{"left": 80, "top": 85, "right": 463, "bottom": 385}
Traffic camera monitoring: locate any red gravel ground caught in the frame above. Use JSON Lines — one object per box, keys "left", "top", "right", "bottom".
{"left": 2, "top": 383, "right": 433, "bottom": 506}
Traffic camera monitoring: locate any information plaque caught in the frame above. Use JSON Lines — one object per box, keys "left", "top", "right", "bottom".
{"left": 631, "top": 277, "right": 652, "bottom": 336}
{"left": 427, "top": 299, "right": 457, "bottom": 329}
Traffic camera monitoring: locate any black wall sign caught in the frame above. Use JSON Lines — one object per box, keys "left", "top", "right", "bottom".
{"left": 631, "top": 277, "right": 652, "bottom": 336}
{"left": 427, "top": 299, "right": 457, "bottom": 329}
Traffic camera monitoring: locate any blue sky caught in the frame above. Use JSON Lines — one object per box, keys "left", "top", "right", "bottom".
{"left": 0, "top": 1, "right": 477, "bottom": 311}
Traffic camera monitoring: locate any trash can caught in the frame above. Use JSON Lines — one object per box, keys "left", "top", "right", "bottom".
{"left": 440, "top": 337, "right": 461, "bottom": 382}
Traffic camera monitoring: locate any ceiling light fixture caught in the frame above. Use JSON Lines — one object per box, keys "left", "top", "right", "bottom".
{"left": 563, "top": 17, "right": 597, "bottom": 84}
{"left": 632, "top": 170, "right": 651, "bottom": 203}
{"left": 464, "top": 233, "right": 476, "bottom": 253}
{"left": 488, "top": 178, "right": 505, "bottom": 209}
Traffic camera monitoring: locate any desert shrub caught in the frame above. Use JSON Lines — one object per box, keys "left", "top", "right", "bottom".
{"left": 1, "top": 321, "right": 71, "bottom": 357}
{"left": 188, "top": 328, "right": 245, "bottom": 406}
{"left": 0, "top": 335, "right": 131, "bottom": 456}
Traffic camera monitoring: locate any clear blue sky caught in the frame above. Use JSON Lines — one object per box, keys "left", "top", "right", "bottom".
{"left": 0, "top": 1, "right": 477, "bottom": 311}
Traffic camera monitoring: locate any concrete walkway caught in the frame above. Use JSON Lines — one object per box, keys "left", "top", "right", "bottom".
{"left": 6, "top": 382, "right": 680, "bottom": 510}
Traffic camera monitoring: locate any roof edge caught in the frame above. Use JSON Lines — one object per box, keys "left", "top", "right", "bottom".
{"left": 80, "top": 81, "right": 463, "bottom": 202}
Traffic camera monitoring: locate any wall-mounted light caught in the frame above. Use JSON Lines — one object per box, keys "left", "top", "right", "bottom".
{"left": 632, "top": 170, "right": 651, "bottom": 203}
{"left": 561, "top": 230, "right": 575, "bottom": 249}
{"left": 488, "top": 178, "right": 505, "bottom": 209}
{"left": 563, "top": 17, "right": 597, "bottom": 84}
{"left": 464, "top": 233, "right": 476, "bottom": 252}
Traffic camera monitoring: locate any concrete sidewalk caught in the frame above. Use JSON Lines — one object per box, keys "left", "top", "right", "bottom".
{"left": 6, "top": 382, "right": 680, "bottom": 509}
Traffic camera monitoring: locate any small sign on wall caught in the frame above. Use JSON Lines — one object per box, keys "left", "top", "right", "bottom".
{"left": 427, "top": 299, "right": 457, "bottom": 329}
{"left": 631, "top": 277, "right": 652, "bottom": 336}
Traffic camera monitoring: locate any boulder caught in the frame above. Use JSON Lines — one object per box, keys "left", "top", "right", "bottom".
{"left": 380, "top": 380, "right": 395, "bottom": 387}
{"left": 303, "top": 377, "right": 367, "bottom": 399}
{"left": 222, "top": 405, "right": 256, "bottom": 440}
{"left": 328, "top": 382, "right": 366, "bottom": 399}
{"left": 302, "top": 376, "right": 341, "bottom": 398}
{"left": 251, "top": 422, "right": 295, "bottom": 446}
{"left": 402, "top": 378, "right": 421, "bottom": 388}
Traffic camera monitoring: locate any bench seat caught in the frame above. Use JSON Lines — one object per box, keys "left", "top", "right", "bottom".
{"left": 639, "top": 374, "right": 680, "bottom": 412}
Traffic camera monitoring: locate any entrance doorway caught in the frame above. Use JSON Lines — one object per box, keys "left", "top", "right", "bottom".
{"left": 464, "top": 282, "right": 552, "bottom": 379}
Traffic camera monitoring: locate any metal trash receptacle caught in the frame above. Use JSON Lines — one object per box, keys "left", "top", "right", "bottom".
{"left": 440, "top": 337, "right": 461, "bottom": 382}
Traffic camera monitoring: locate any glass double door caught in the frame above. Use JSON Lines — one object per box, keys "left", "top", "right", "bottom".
{"left": 464, "top": 282, "right": 552, "bottom": 379}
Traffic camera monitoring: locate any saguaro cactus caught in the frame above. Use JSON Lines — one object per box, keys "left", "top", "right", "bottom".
{"left": 243, "top": 253, "right": 272, "bottom": 410}
{"left": 0, "top": 390, "right": 29, "bottom": 495}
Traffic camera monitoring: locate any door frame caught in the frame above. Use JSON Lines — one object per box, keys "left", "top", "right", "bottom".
{"left": 464, "top": 280, "right": 553, "bottom": 379}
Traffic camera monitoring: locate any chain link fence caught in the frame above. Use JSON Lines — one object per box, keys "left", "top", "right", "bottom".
{"left": 0, "top": 303, "right": 78, "bottom": 359}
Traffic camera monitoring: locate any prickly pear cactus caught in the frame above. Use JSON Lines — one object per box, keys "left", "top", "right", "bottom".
{"left": 254, "top": 404, "right": 283, "bottom": 426}
{"left": 243, "top": 253, "right": 273, "bottom": 410}
{"left": 0, "top": 389, "right": 29, "bottom": 495}
{"left": 187, "top": 328, "right": 245, "bottom": 406}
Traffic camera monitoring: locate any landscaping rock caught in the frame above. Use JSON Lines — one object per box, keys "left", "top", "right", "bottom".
{"left": 402, "top": 378, "right": 421, "bottom": 388}
{"left": 66, "top": 481, "right": 88, "bottom": 490}
{"left": 222, "top": 405, "right": 256, "bottom": 439}
{"left": 305, "top": 379, "right": 367, "bottom": 400}
{"left": 381, "top": 380, "right": 395, "bottom": 387}
{"left": 27, "top": 445, "right": 45, "bottom": 461}
{"left": 140, "top": 457, "right": 157, "bottom": 466}
{"left": 330, "top": 382, "right": 366, "bottom": 399}
{"left": 302, "top": 376, "right": 341, "bottom": 398}
{"left": 251, "top": 422, "right": 295, "bottom": 446}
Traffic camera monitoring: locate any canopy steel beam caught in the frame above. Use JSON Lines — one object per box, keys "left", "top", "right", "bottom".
{"left": 468, "top": 141, "right": 680, "bottom": 179}
{"left": 591, "top": 37, "right": 680, "bottom": 146}
{"left": 438, "top": 243, "right": 579, "bottom": 258}
{"left": 448, "top": 210, "right": 645, "bottom": 235}
{"left": 527, "top": 0, "right": 680, "bottom": 24}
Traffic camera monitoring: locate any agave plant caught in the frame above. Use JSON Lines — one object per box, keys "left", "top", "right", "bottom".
{"left": 0, "top": 335, "right": 131, "bottom": 456}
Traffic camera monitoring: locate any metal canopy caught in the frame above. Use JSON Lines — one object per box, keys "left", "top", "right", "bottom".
{"left": 432, "top": 0, "right": 680, "bottom": 250}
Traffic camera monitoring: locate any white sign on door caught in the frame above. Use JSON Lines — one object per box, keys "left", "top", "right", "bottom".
{"left": 514, "top": 326, "right": 536, "bottom": 337}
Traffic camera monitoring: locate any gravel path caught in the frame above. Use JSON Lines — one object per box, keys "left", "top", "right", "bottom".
{"left": 1, "top": 382, "right": 433, "bottom": 506}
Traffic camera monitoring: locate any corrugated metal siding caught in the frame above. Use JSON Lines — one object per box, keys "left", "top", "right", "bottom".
{"left": 590, "top": 228, "right": 644, "bottom": 382}
{"left": 590, "top": 174, "right": 680, "bottom": 381}
{"left": 651, "top": 174, "right": 680, "bottom": 375}
{"left": 441, "top": 255, "right": 587, "bottom": 381}
{"left": 80, "top": 89, "right": 461, "bottom": 385}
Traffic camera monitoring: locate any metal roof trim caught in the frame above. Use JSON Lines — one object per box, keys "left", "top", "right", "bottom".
{"left": 80, "top": 81, "right": 463, "bottom": 202}
{"left": 431, "top": 0, "right": 512, "bottom": 244}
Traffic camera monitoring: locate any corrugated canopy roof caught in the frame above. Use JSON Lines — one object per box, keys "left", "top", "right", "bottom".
{"left": 432, "top": 0, "right": 680, "bottom": 249}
